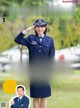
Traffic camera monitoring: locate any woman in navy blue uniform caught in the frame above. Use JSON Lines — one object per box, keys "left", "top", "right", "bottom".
{"left": 14, "top": 19, "right": 55, "bottom": 108}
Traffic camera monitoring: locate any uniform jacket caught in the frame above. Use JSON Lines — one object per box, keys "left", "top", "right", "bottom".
{"left": 14, "top": 32, "right": 55, "bottom": 63}
{"left": 11, "top": 95, "right": 30, "bottom": 108}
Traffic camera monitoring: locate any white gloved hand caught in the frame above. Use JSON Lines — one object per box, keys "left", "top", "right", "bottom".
{"left": 22, "top": 25, "right": 35, "bottom": 34}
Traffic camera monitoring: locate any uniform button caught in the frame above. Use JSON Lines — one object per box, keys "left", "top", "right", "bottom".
{"left": 40, "top": 46, "right": 41, "bottom": 47}
{"left": 39, "top": 50, "right": 41, "bottom": 52}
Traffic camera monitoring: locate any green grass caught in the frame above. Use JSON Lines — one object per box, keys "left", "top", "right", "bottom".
{"left": 0, "top": 89, "right": 80, "bottom": 108}
{"left": 48, "top": 90, "right": 80, "bottom": 108}
{"left": 0, "top": 70, "right": 80, "bottom": 108}
{"left": 74, "top": 70, "right": 80, "bottom": 75}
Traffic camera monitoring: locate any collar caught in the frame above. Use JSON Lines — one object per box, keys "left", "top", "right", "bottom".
{"left": 18, "top": 95, "right": 24, "bottom": 100}
{"left": 35, "top": 34, "right": 47, "bottom": 44}
{"left": 38, "top": 34, "right": 44, "bottom": 38}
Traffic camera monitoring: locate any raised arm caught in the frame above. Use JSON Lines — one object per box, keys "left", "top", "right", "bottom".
{"left": 14, "top": 26, "right": 35, "bottom": 46}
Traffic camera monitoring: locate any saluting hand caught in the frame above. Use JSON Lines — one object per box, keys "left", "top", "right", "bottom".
{"left": 22, "top": 25, "right": 35, "bottom": 34}
{"left": 26, "top": 25, "right": 35, "bottom": 32}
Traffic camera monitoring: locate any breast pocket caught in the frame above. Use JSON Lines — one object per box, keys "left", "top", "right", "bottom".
{"left": 43, "top": 44, "right": 50, "bottom": 54}
{"left": 30, "top": 42, "right": 38, "bottom": 52}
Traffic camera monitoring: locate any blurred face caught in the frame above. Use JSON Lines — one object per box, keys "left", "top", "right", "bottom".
{"left": 17, "top": 88, "right": 24, "bottom": 97}
{"left": 35, "top": 26, "right": 46, "bottom": 35}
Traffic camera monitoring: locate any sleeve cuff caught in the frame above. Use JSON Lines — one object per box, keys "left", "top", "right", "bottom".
{"left": 22, "top": 30, "right": 27, "bottom": 34}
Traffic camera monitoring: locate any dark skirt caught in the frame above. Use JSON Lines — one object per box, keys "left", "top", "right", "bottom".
{"left": 30, "top": 83, "right": 51, "bottom": 98}
{"left": 29, "top": 60, "right": 52, "bottom": 98}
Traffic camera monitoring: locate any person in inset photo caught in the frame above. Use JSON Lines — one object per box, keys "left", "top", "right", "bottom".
{"left": 9, "top": 85, "right": 30, "bottom": 108}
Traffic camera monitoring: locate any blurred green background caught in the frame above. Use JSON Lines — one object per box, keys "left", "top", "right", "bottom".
{"left": 0, "top": 0, "right": 80, "bottom": 52}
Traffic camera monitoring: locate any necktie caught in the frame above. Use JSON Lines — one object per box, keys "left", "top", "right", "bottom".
{"left": 18, "top": 98, "right": 20, "bottom": 102}
{"left": 39, "top": 37, "right": 43, "bottom": 43}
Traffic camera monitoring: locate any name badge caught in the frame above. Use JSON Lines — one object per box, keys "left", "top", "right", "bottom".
{"left": 31, "top": 41, "right": 37, "bottom": 45}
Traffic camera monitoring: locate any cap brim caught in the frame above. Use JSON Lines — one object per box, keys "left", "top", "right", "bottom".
{"left": 34, "top": 22, "right": 47, "bottom": 26}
